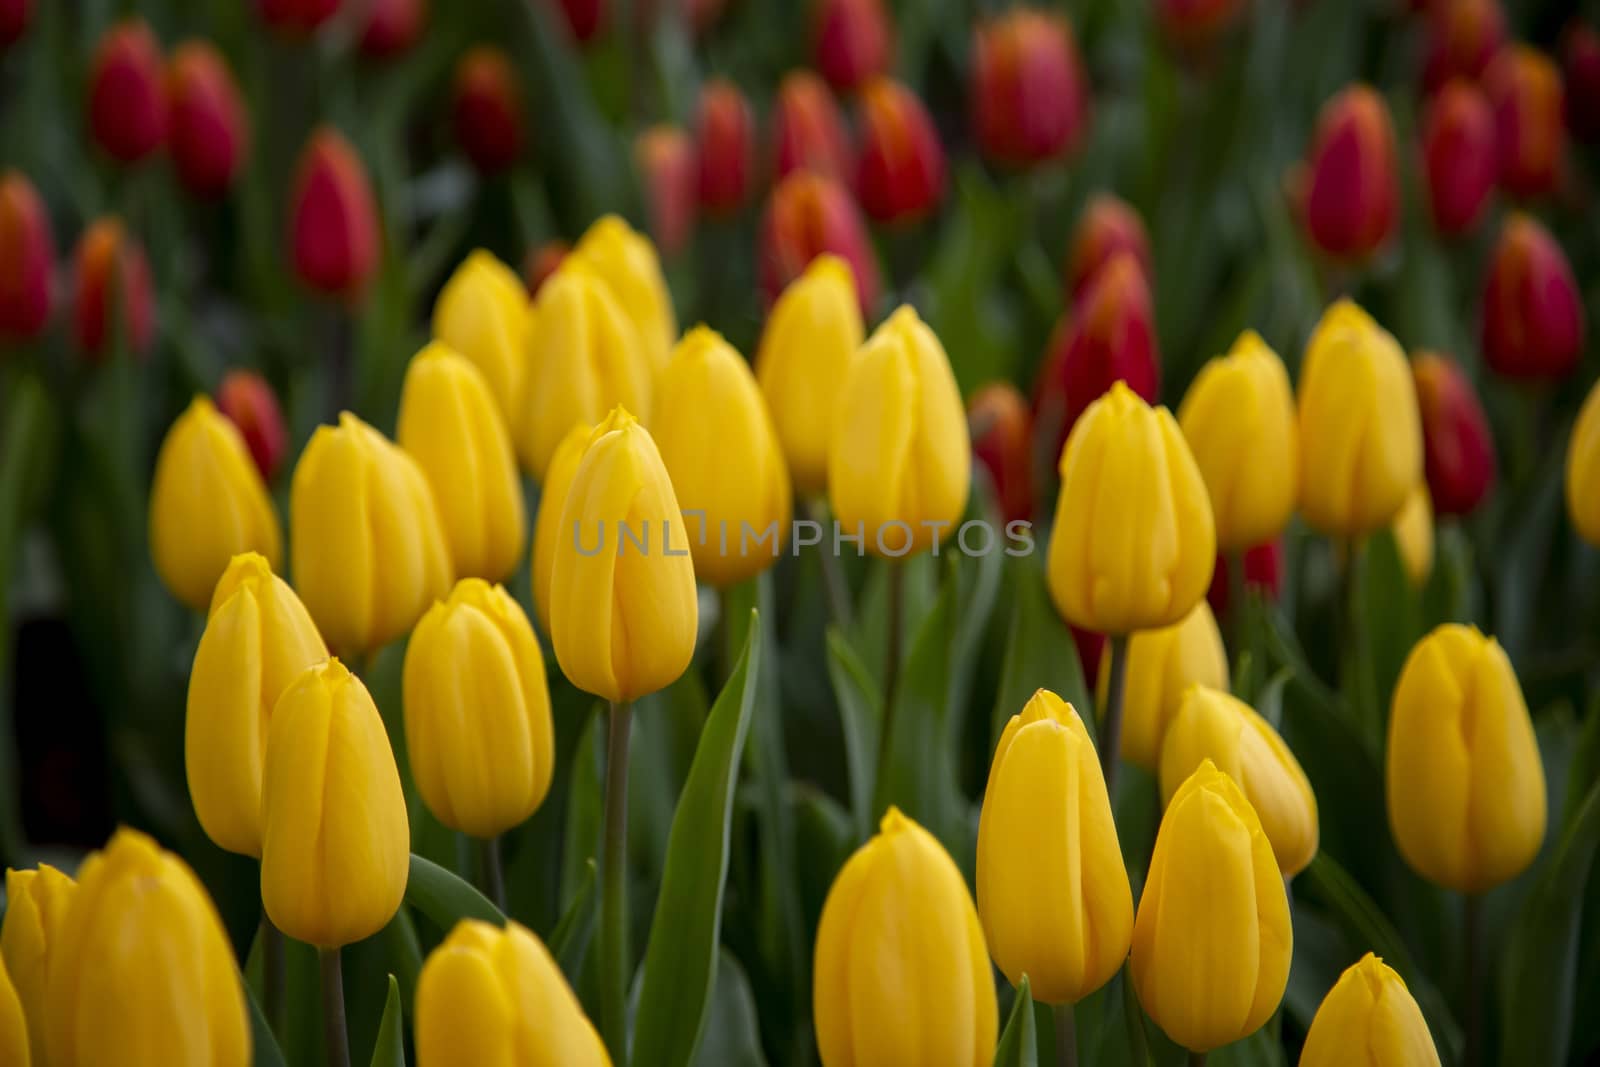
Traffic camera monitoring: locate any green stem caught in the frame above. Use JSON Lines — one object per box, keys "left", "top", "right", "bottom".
{"left": 1053, "top": 1001, "right": 1078, "bottom": 1067}
{"left": 262, "top": 914, "right": 285, "bottom": 1035}
{"left": 600, "top": 700, "right": 634, "bottom": 1063}
{"left": 1120, "top": 963, "right": 1149, "bottom": 1065}
{"left": 319, "top": 946, "right": 351, "bottom": 1067}
{"left": 1464, "top": 893, "right": 1481, "bottom": 1067}
{"left": 808, "top": 497, "right": 853, "bottom": 629}
{"left": 1101, "top": 635, "right": 1131, "bottom": 797}
{"left": 872, "top": 561, "right": 905, "bottom": 805}
{"left": 478, "top": 834, "right": 506, "bottom": 914}
{"left": 1188, "top": 1053, "right": 1207, "bottom": 1067}
{"left": 1227, "top": 548, "right": 1247, "bottom": 654}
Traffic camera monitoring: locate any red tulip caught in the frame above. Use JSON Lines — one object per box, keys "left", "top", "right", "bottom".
{"left": 1302, "top": 84, "right": 1400, "bottom": 260}
{"left": 288, "top": 128, "right": 380, "bottom": 299}
{"left": 0, "top": 171, "right": 54, "bottom": 344}
{"left": 1482, "top": 213, "right": 1584, "bottom": 380}
{"left": 72, "top": 217, "right": 155, "bottom": 358}
{"left": 1207, "top": 540, "right": 1284, "bottom": 620}
{"left": 1484, "top": 45, "right": 1566, "bottom": 199}
{"left": 1411, "top": 351, "right": 1495, "bottom": 516}
{"left": 1421, "top": 0, "right": 1507, "bottom": 91}
{"left": 1072, "top": 626, "right": 1105, "bottom": 683}
{"left": 759, "top": 170, "right": 879, "bottom": 315}
{"left": 855, "top": 77, "right": 946, "bottom": 224}
{"left": 165, "top": 42, "right": 249, "bottom": 198}
{"left": 771, "top": 70, "right": 854, "bottom": 183}
{"left": 257, "top": 0, "right": 340, "bottom": 35}
{"left": 552, "top": 0, "right": 605, "bottom": 43}
{"left": 522, "top": 240, "right": 570, "bottom": 297}
{"left": 1563, "top": 22, "right": 1600, "bottom": 143}
{"left": 695, "top": 79, "right": 755, "bottom": 216}
{"left": 635, "top": 124, "right": 697, "bottom": 257}
{"left": 1064, "top": 194, "right": 1151, "bottom": 302}
{"left": 813, "top": 0, "right": 890, "bottom": 92}
{"left": 217, "top": 370, "right": 289, "bottom": 481}
{"left": 87, "top": 19, "right": 166, "bottom": 164}
{"left": 971, "top": 10, "right": 1090, "bottom": 168}
{"left": 453, "top": 46, "right": 525, "bottom": 175}
{"left": 968, "top": 382, "right": 1034, "bottom": 525}
{"left": 1155, "top": 0, "right": 1246, "bottom": 49}
{"left": 0, "top": 0, "right": 32, "bottom": 47}
{"left": 1421, "top": 79, "right": 1496, "bottom": 236}
{"left": 360, "top": 0, "right": 426, "bottom": 58}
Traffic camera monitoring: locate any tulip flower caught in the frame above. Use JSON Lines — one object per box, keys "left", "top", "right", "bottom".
{"left": 1412, "top": 352, "right": 1495, "bottom": 516}
{"left": 695, "top": 79, "right": 754, "bottom": 216}
{"left": 552, "top": 0, "right": 605, "bottom": 42}
{"left": 1155, "top": 0, "right": 1244, "bottom": 48}
{"left": 87, "top": 19, "right": 166, "bottom": 164}
{"left": 1564, "top": 22, "right": 1600, "bottom": 142}
{"left": 1422, "top": 80, "right": 1497, "bottom": 236}
{"left": 404, "top": 579, "right": 554, "bottom": 838}
{"left": 0, "top": 0, "right": 31, "bottom": 47}
{"left": 977, "top": 690, "right": 1132, "bottom": 1005}
{"left": 165, "top": 41, "right": 249, "bottom": 198}
{"left": 1063, "top": 193, "right": 1151, "bottom": 302}
{"left": 1177, "top": 329, "right": 1299, "bottom": 552}
{"left": 1421, "top": 0, "right": 1506, "bottom": 91}
{"left": 2, "top": 864, "right": 76, "bottom": 1065}
{"left": 815, "top": 807, "right": 997, "bottom": 1065}
{"left": 634, "top": 126, "right": 697, "bottom": 259}
{"left": 72, "top": 217, "right": 155, "bottom": 357}
{"left": 523, "top": 239, "right": 569, "bottom": 296}
{"left": 518, "top": 259, "right": 652, "bottom": 479}
{"left": 968, "top": 381, "right": 1033, "bottom": 525}
{"left": 1206, "top": 539, "right": 1283, "bottom": 621}
{"left": 1391, "top": 482, "right": 1435, "bottom": 586}
{"left": 416, "top": 920, "right": 610, "bottom": 1067}
{"left": 432, "top": 249, "right": 529, "bottom": 426}
{"left": 970, "top": 10, "right": 1090, "bottom": 168}
{"left": 1072, "top": 625, "right": 1106, "bottom": 681}
{"left": 0, "top": 957, "right": 23, "bottom": 1067}
{"left": 290, "top": 411, "right": 453, "bottom": 654}
{"left": 45, "top": 829, "right": 248, "bottom": 1066}
{"left": 856, "top": 77, "right": 946, "bottom": 224}
{"left": 1095, "top": 600, "right": 1228, "bottom": 770}
{"left": 289, "top": 127, "right": 380, "bottom": 299}
{"left": 1302, "top": 84, "right": 1400, "bottom": 260}
{"left": 453, "top": 46, "right": 524, "bottom": 175}
{"left": 1300, "top": 953, "right": 1442, "bottom": 1067}
{"left": 258, "top": 0, "right": 340, "bottom": 35}
{"left": 1484, "top": 45, "right": 1566, "bottom": 199}
{"left": 771, "top": 70, "right": 854, "bottom": 182}
{"left": 1481, "top": 213, "right": 1584, "bottom": 380}
{"left": 0, "top": 171, "right": 54, "bottom": 343}
{"left": 812, "top": 0, "right": 891, "bottom": 92}
{"left": 187, "top": 552, "right": 327, "bottom": 857}
{"left": 759, "top": 170, "right": 879, "bottom": 314}
{"left": 1159, "top": 685, "right": 1318, "bottom": 876}
{"left": 1132, "top": 760, "right": 1291, "bottom": 1052}
{"left": 261, "top": 659, "right": 410, "bottom": 947}
{"left": 397, "top": 343, "right": 527, "bottom": 581}
{"left": 1568, "top": 378, "right": 1600, "bottom": 546}
{"left": 216, "top": 369, "right": 288, "bottom": 482}
{"left": 531, "top": 421, "right": 592, "bottom": 634}
{"left": 359, "top": 0, "right": 426, "bottom": 58}
{"left": 1296, "top": 299, "right": 1421, "bottom": 536}
{"left": 573, "top": 214, "right": 678, "bottom": 373}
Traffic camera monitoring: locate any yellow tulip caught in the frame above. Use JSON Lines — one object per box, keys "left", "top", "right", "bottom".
{"left": 1386, "top": 624, "right": 1545, "bottom": 893}
{"left": 530, "top": 421, "right": 592, "bottom": 635}
{"left": 1131, "top": 760, "right": 1291, "bottom": 1053}
{"left": 43, "top": 829, "right": 248, "bottom": 1067}
{"left": 755, "top": 254, "right": 864, "bottom": 496}
{"left": 1566, "top": 377, "right": 1600, "bottom": 545}
{"left": 1048, "top": 381, "right": 1216, "bottom": 635}
{"left": 290, "top": 411, "right": 453, "bottom": 654}
{"left": 415, "top": 919, "right": 610, "bottom": 1067}
{"left": 261, "top": 659, "right": 410, "bottom": 947}
{"left": 149, "top": 395, "right": 282, "bottom": 610}
{"left": 827, "top": 305, "right": 970, "bottom": 558}
{"left": 432, "top": 249, "right": 530, "bottom": 428}
{"left": 1296, "top": 300, "right": 1422, "bottom": 536}
{"left": 1158, "top": 685, "right": 1318, "bottom": 877}
{"left": 1177, "top": 330, "right": 1299, "bottom": 551}
{"left": 519, "top": 260, "right": 652, "bottom": 480}
{"left": 653, "top": 326, "right": 792, "bottom": 586}
{"left": 813, "top": 807, "right": 998, "bottom": 1067}
{"left": 573, "top": 214, "right": 676, "bottom": 373}
{"left": 404, "top": 579, "right": 554, "bottom": 838}
{"left": 977, "top": 690, "right": 1132, "bottom": 1005}
{"left": 1391, "top": 483, "right": 1434, "bottom": 586}
{"left": 1095, "top": 600, "right": 1228, "bottom": 770}
{"left": 1, "top": 864, "right": 76, "bottom": 1067}
{"left": 0, "top": 956, "right": 25, "bottom": 1067}
{"left": 1300, "top": 953, "right": 1441, "bottom": 1067}
{"left": 397, "top": 342, "right": 527, "bottom": 581}
{"left": 186, "top": 551, "right": 328, "bottom": 858}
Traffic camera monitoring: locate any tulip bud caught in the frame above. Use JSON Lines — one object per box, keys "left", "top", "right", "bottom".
{"left": 1391, "top": 482, "right": 1434, "bottom": 586}
{"left": 261, "top": 660, "right": 410, "bottom": 946}
{"left": 453, "top": 46, "right": 524, "bottom": 175}
{"left": 828, "top": 306, "right": 969, "bottom": 558}
{"left": 289, "top": 127, "right": 380, "bottom": 299}
{"left": 1481, "top": 213, "right": 1584, "bottom": 380}
{"left": 0, "top": 0, "right": 31, "bottom": 47}
{"left": 573, "top": 214, "right": 677, "bottom": 373}
{"left": 1421, "top": 0, "right": 1506, "bottom": 91}
{"left": 1387, "top": 624, "right": 1545, "bottom": 892}
{"left": 0, "top": 171, "right": 54, "bottom": 343}
{"left": 634, "top": 125, "right": 697, "bottom": 258}
{"left": 695, "top": 79, "right": 754, "bottom": 216}
{"left": 1301, "top": 953, "right": 1441, "bottom": 1067}
{"left": 0, "top": 957, "right": 22, "bottom": 1067}
{"left": 759, "top": 170, "right": 880, "bottom": 315}
{"left": 1064, "top": 193, "right": 1151, "bottom": 302}
{"left": 1568, "top": 378, "right": 1600, "bottom": 545}
{"left": 856, "top": 77, "right": 946, "bottom": 224}
{"left": 1155, "top": 0, "right": 1245, "bottom": 49}
{"left": 432, "top": 249, "right": 529, "bottom": 426}
{"left": 552, "top": 0, "right": 605, "bottom": 42}
{"left": 815, "top": 807, "right": 997, "bottom": 1065}
{"left": 258, "top": 0, "right": 340, "bottom": 35}
{"left": 1206, "top": 539, "right": 1283, "bottom": 619}
{"left": 1411, "top": 352, "right": 1494, "bottom": 516}
{"left": 71, "top": 216, "right": 155, "bottom": 357}
{"left": 87, "top": 19, "right": 166, "bottom": 164}
{"left": 46, "top": 829, "right": 249, "bottom": 1065}
{"left": 523, "top": 240, "right": 569, "bottom": 296}
{"left": 971, "top": 11, "right": 1090, "bottom": 168}
{"left": 165, "top": 42, "right": 249, "bottom": 198}
{"left": 1049, "top": 382, "right": 1215, "bottom": 635}
{"left": 1, "top": 864, "right": 76, "bottom": 1066}
{"left": 416, "top": 919, "right": 609, "bottom": 1066}
{"left": 1422, "top": 80, "right": 1496, "bottom": 237}
{"left": 404, "top": 579, "right": 553, "bottom": 838}
{"left": 1296, "top": 300, "right": 1422, "bottom": 536}
{"left": 1132, "top": 760, "right": 1291, "bottom": 1052}
{"left": 1563, "top": 22, "right": 1600, "bottom": 143}
{"left": 359, "top": 0, "right": 426, "bottom": 58}
{"left": 550, "top": 407, "right": 697, "bottom": 703}
{"left": 772, "top": 70, "right": 854, "bottom": 182}
{"left": 1302, "top": 84, "right": 1400, "bottom": 260}
{"left": 1095, "top": 600, "right": 1228, "bottom": 769}
{"left": 397, "top": 343, "right": 527, "bottom": 581}
{"left": 968, "top": 382, "right": 1033, "bottom": 525}
{"left": 1178, "top": 330, "right": 1298, "bottom": 552}
{"left": 812, "top": 0, "right": 891, "bottom": 92}
{"left": 518, "top": 260, "right": 652, "bottom": 479}
{"left": 1484, "top": 45, "right": 1566, "bottom": 199}
{"left": 290, "top": 411, "right": 453, "bottom": 654}
{"left": 216, "top": 369, "right": 288, "bottom": 482}
{"left": 531, "top": 421, "right": 591, "bottom": 634}
{"left": 1073, "top": 624, "right": 1106, "bottom": 681}
{"left": 978, "top": 690, "right": 1132, "bottom": 1005}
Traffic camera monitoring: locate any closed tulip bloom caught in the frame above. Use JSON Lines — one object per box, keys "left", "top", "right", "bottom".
{"left": 1159, "top": 685, "right": 1318, "bottom": 877}
{"left": 453, "top": 46, "right": 524, "bottom": 175}
{"left": 1564, "top": 22, "right": 1600, "bottom": 143}
{"left": 1303, "top": 84, "right": 1400, "bottom": 260}
{"left": 815, "top": 807, "right": 997, "bottom": 1066}
{"left": 971, "top": 11, "right": 1090, "bottom": 168}
{"left": 531, "top": 422, "right": 591, "bottom": 634}
{"left": 856, "top": 78, "right": 946, "bottom": 224}
{"left": 405, "top": 579, "right": 553, "bottom": 837}
{"left": 755, "top": 254, "right": 864, "bottom": 497}
{"left": 1568, "top": 379, "right": 1600, "bottom": 545}
{"left": 1422, "top": 80, "right": 1497, "bottom": 236}
{"left": 44, "top": 829, "right": 248, "bottom": 1066}
{"left": 1132, "top": 761, "right": 1291, "bottom": 1052}
{"left": 978, "top": 690, "right": 1132, "bottom": 1004}
{"left": 258, "top": 0, "right": 340, "bottom": 35}
{"left": 1064, "top": 193, "right": 1151, "bottom": 302}
{"left": 968, "top": 382, "right": 1033, "bottom": 525}
{"left": 1391, "top": 482, "right": 1434, "bottom": 586}
{"left": 1048, "top": 381, "right": 1215, "bottom": 635}
{"left": 772, "top": 70, "right": 854, "bottom": 182}
{"left": 551, "top": 408, "right": 697, "bottom": 703}
{"left": 1206, "top": 539, "right": 1283, "bottom": 620}
{"left": 417, "top": 919, "right": 608, "bottom": 1067}
{"left": 359, "top": 0, "right": 426, "bottom": 58}
{"left": 759, "top": 171, "right": 880, "bottom": 315}
{"left": 634, "top": 125, "right": 697, "bottom": 258}
{"left": 88, "top": 20, "right": 166, "bottom": 164}
{"left": 289, "top": 127, "right": 380, "bottom": 299}
{"left": 1484, "top": 45, "right": 1565, "bottom": 199}
{"left": 1095, "top": 600, "right": 1228, "bottom": 769}
{"left": 812, "top": 0, "right": 891, "bottom": 92}
{"left": 1301, "top": 953, "right": 1441, "bottom": 1067}
{"left": 1, "top": 865, "right": 76, "bottom": 1066}
{"left": 217, "top": 370, "right": 289, "bottom": 482}
{"left": 552, "top": 0, "right": 605, "bottom": 43}
{"left": 165, "top": 42, "right": 249, "bottom": 198}
{"left": 0, "top": 956, "right": 24, "bottom": 1067}
{"left": 187, "top": 552, "right": 327, "bottom": 857}
{"left": 1422, "top": 0, "right": 1506, "bottom": 91}
{"left": 1412, "top": 352, "right": 1495, "bottom": 516}
{"left": 523, "top": 240, "right": 569, "bottom": 296}
{"left": 432, "top": 250, "right": 529, "bottom": 425}
{"left": 1387, "top": 624, "right": 1545, "bottom": 892}
{"left": 261, "top": 659, "right": 410, "bottom": 946}
{"left": 1482, "top": 214, "right": 1584, "bottom": 380}
{"left": 1296, "top": 300, "right": 1421, "bottom": 536}
{"left": 0, "top": 171, "right": 55, "bottom": 343}
{"left": 150, "top": 397, "right": 282, "bottom": 610}
{"left": 828, "top": 306, "right": 969, "bottom": 557}
{"left": 695, "top": 79, "right": 754, "bottom": 216}
{"left": 573, "top": 214, "right": 677, "bottom": 374}
{"left": 1178, "top": 330, "right": 1298, "bottom": 551}
{"left": 291, "top": 411, "right": 453, "bottom": 653}
{"left": 72, "top": 217, "right": 155, "bottom": 357}
{"left": 0, "top": 0, "right": 31, "bottom": 47}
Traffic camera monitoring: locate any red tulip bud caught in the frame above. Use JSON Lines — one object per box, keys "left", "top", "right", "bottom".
{"left": 1207, "top": 540, "right": 1284, "bottom": 620}
{"left": 1411, "top": 351, "right": 1495, "bottom": 516}
{"left": 813, "top": 0, "right": 891, "bottom": 92}
{"left": 635, "top": 124, "right": 697, "bottom": 258}
{"left": 217, "top": 369, "right": 289, "bottom": 481}
{"left": 759, "top": 170, "right": 879, "bottom": 315}
{"left": 453, "top": 46, "right": 525, "bottom": 175}
{"left": 289, "top": 127, "right": 380, "bottom": 299}
{"left": 1303, "top": 84, "right": 1399, "bottom": 260}
{"left": 0, "top": 170, "right": 55, "bottom": 344}
{"left": 72, "top": 217, "right": 155, "bottom": 358}
{"left": 1421, "top": 0, "right": 1506, "bottom": 91}
{"left": 1064, "top": 194, "right": 1151, "bottom": 302}
{"left": 523, "top": 240, "right": 570, "bottom": 297}
{"left": 771, "top": 70, "right": 854, "bottom": 183}
{"left": 1563, "top": 22, "right": 1600, "bottom": 143}
{"left": 1421, "top": 79, "right": 1496, "bottom": 236}
{"left": 0, "top": 0, "right": 33, "bottom": 47}
{"left": 360, "top": 0, "right": 427, "bottom": 58}
{"left": 165, "top": 42, "right": 249, "bottom": 198}
{"left": 969, "top": 382, "right": 1034, "bottom": 525}
{"left": 1482, "top": 213, "right": 1583, "bottom": 380}
{"left": 1072, "top": 625, "right": 1105, "bottom": 682}
{"left": 88, "top": 19, "right": 167, "bottom": 164}
{"left": 257, "top": 0, "right": 340, "bottom": 35}
{"left": 971, "top": 10, "right": 1090, "bottom": 168}
{"left": 1484, "top": 45, "right": 1566, "bottom": 199}
{"left": 552, "top": 0, "right": 605, "bottom": 43}
{"left": 695, "top": 79, "right": 755, "bottom": 216}
{"left": 1155, "top": 0, "right": 1246, "bottom": 50}
{"left": 855, "top": 77, "right": 946, "bottom": 224}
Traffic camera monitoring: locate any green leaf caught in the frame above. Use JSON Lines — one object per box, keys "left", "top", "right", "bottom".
{"left": 994, "top": 976, "right": 1038, "bottom": 1067}
{"left": 688, "top": 950, "right": 769, "bottom": 1067}
{"left": 825, "top": 628, "right": 880, "bottom": 841}
{"left": 246, "top": 979, "right": 288, "bottom": 1067}
{"left": 404, "top": 854, "right": 504, "bottom": 932}
{"left": 550, "top": 858, "right": 598, "bottom": 979}
{"left": 561, "top": 710, "right": 605, "bottom": 911}
{"left": 630, "top": 613, "right": 763, "bottom": 1067}
{"left": 990, "top": 560, "right": 1093, "bottom": 751}
{"left": 369, "top": 975, "right": 406, "bottom": 1067}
